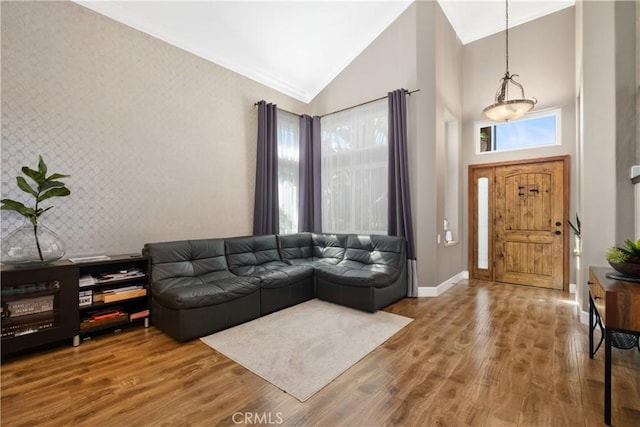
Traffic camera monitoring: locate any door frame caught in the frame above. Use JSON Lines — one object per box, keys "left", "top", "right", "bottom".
{"left": 468, "top": 155, "right": 570, "bottom": 292}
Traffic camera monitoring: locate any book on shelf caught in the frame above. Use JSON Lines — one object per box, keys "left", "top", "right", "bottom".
{"left": 5, "top": 295, "right": 54, "bottom": 317}
{"left": 96, "top": 268, "right": 145, "bottom": 283}
{"left": 68, "top": 255, "right": 111, "bottom": 263}
{"left": 80, "top": 307, "right": 128, "bottom": 330}
{"left": 80, "top": 313, "right": 128, "bottom": 330}
{"left": 129, "top": 309, "right": 150, "bottom": 320}
{"left": 93, "top": 286, "right": 147, "bottom": 303}
{"left": 79, "top": 275, "right": 96, "bottom": 287}
{"left": 79, "top": 290, "right": 93, "bottom": 307}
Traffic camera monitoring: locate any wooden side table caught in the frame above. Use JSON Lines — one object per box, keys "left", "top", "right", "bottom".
{"left": 588, "top": 266, "right": 640, "bottom": 425}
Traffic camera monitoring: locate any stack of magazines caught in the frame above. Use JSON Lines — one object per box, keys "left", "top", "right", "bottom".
{"left": 79, "top": 275, "right": 96, "bottom": 287}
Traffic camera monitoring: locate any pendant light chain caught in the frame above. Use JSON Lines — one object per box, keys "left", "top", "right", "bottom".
{"left": 505, "top": 0, "right": 509, "bottom": 74}
{"left": 482, "top": 0, "right": 536, "bottom": 121}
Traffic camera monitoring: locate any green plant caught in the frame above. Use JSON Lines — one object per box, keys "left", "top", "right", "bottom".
{"left": 1, "top": 156, "right": 71, "bottom": 261}
{"left": 606, "top": 238, "right": 640, "bottom": 264}
{"left": 567, "top": 213, "right": 581, "bottom": 237}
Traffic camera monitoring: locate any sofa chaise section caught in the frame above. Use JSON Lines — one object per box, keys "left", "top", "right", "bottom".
{"left": 143, "top": 239, "right": 261, "bottom": 342}
{"left": 314, "top": 234, "right": 407, "bottom": 312}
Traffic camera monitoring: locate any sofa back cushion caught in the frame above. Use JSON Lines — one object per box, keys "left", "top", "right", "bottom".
{"left": 277, "top": 233, "right": 347, "bottom": 265}
{"left": 277, "top": 233, "right": 313, "bottom": 262}
{"left": 144, "top": 239, "right": 230, "bottom": 282}
{"left": 341, "top": 234, "right": 405, "bottom": 272}
{"left": 225, "top": 235, "right": 287, "bottom": 276}
{"left": 311, "top": 233, "right": 347, "bottom": 264}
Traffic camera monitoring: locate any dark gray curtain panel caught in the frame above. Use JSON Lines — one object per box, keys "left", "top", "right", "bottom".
{"left": 298, "top": 115, "right": 322, "bottom": 233}
{"left": 388, "top": 89, "right": 418, "bottom": 297}
{"left": 253, "top": 101, "right": 279, "bottom": 236}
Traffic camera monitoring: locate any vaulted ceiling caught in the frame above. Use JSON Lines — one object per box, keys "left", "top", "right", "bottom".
{"left": 75, "top": 1, "right": 574, "bottom": 103}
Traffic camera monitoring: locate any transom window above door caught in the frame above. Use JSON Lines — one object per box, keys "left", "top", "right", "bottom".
{"left": 475, "top": 108, "right": 560, "bottom": 154}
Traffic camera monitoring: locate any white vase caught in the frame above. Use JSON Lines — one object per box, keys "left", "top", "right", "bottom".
{"left": 1, "top": 221, "right": 66, "bottom": 265}
{"left": 574, "top": 235, "right": 582, "bottom": 256}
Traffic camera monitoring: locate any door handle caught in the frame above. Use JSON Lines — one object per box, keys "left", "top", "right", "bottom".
{"left": 555, "top": 230, "right": 562, "bottom": 235}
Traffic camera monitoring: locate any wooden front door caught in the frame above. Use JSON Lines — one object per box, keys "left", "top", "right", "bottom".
{"left": 469, "top": 157, "right": 569, "bottom": 290}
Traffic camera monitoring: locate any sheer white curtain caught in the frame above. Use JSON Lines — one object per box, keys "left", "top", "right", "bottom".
{"left": 277, "top": 110, "right": 300, "bottom": 234}
{"left": 320, "top": 99, "right": 388, "bottom": 234}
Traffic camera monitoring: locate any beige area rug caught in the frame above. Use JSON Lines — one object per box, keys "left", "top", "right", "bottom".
{"left": 200, "top": 298, "right": 413, "bottom": 402}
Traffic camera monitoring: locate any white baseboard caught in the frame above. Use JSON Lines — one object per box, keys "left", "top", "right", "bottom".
{"left": 580, "top": 310, "right": 589, "bottom": 325}
{"left": 418, "top": 271, "right": 468, "bottom": 297}
{"left": 569, "top": 283, "right": 577, "bottom": 294}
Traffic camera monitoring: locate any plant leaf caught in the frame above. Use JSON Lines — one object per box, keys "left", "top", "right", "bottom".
{"left": 38, "top": 155, "right": 47, "bottom": 176}
{"left": 40, "top": 180, "right": 67, "bottom": 191}
{"left": 36, "top": 206, "right": 54, "bottom": 216}
{"left": 16, "top": 176, "right": 38, "bottom": 197}
{"left": 1, "top": 199, "right": 36, "bottom": 218}
{"left": 619, "top": 247, "right": 634, "bottom": 257}
{"left": 607, "top": 247, "right": 630, "bottom": 263}
{"left": 624, "top": 239, "right": 640, "bottom": 256}
{"left": 37, "top": 187, "right": 71, "bottom": 202}
{"left": 21, "top": 166, "right": 45, "bottom": 185}
{"left": 46, "top": 173, "right": 70, "bottom": 181}
{"left": 567, "top": 219, "right": 579, "bottom": 235}
{"left": 1, "top": 199, "right": 28, "bottom": 211}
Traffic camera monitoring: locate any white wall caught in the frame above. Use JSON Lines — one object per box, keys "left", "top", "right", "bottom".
{"left": 577, "top": 0, "right": 638, "bottom": 311}
{"left": 614, "top": 0, "right": 638, "bottom": 243}
{"left": 434, "top": 3, "right": 464, "bottom": 284}
{"left": 309, "top": 5, "right": 418, "bottom": 115}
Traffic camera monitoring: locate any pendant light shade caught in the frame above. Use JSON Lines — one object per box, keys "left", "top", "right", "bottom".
{"left": 483, "top": 0, "right": 536, "bottom": 122}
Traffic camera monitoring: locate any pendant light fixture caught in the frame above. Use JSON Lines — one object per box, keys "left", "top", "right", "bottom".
{"left": 482, "top": 0, "right": 537, "bottom": 122}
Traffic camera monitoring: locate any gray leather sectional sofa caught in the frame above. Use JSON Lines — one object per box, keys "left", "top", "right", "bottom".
{"left": 143, "top": 232, "right": 407, "bottom": 342}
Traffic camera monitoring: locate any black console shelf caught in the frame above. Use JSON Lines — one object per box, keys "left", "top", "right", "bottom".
{"left": 1, "top": 254, "right": 150, "bottom": 357}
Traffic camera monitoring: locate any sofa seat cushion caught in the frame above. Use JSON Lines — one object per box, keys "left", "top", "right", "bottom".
{"left": 153, "top": 276, "right": 260, "bottom": 310}
{"left": 287, "top": 258, "right": 340, "bottom": 267}
{"left": 314, "top": 262, "right": 399, "bottom": 288}
{"left": 261, "top": 264, "right": 314, "bottom": 288}
{"left": 237, "top": 262, "right": 314, "bottom": 289}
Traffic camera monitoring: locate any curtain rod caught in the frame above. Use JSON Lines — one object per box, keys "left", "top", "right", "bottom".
{"left": 253, "top": 100, "right": 302, "bottom": 117}
{"left": 320, "top": 88, "right": 419, "bottom": 118}
{"left": 253, "top": 88, "right": 419, "bottom": 118}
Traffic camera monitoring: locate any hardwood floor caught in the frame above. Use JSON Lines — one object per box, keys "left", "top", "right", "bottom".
{"left": 2, "top": 280, "right": 639, "bottom": 426}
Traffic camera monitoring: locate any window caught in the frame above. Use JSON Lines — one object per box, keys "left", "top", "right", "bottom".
{"left": 476, "top": 109, "right": 560, "bottom": 154}
{"left": 277, "top": 111, "right": 299, "bottom": 234}
{"left": 320, "top": 99, "right": 388, "bottom": 234}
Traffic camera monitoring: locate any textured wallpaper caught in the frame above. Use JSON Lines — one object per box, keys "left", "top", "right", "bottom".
{"left": 1, "top": 1, "right": 304, "bottom": 257}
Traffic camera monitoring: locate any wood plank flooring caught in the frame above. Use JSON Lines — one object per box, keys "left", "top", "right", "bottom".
{"left": 2, "top": 280, "right": 639, "bottom": 426}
